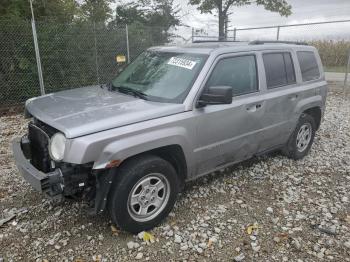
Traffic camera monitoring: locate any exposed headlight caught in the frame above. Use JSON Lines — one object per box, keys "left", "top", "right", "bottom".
{"left": 49, "top": 133, "right": 66, "bottom": 161}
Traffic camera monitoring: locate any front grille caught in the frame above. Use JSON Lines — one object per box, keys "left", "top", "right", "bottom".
{"left": 28, "top": 122, "right": 52, "bottom": 172}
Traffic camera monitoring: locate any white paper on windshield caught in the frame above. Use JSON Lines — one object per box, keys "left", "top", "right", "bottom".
{"left": 167, "top": 57, "right": 197, "bottom": 70}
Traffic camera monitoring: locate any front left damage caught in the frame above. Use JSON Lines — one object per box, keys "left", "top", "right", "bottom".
{"left": 12, "top": 118, "right": 114, "bottom": 214}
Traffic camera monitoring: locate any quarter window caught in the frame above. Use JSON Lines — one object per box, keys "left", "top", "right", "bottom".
{"left": 263, "top": 52, "right": 296, "bottom": 89}
{"left": 206, "top": 55, "right": 258, "bottom": 96}
{"left": 297, "top": 51, "right": 320, "bottom": 81}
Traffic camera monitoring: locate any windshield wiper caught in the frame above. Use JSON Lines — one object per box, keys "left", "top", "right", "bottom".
{"left": 111, "top": 83, "right": 149, "bottom": 100}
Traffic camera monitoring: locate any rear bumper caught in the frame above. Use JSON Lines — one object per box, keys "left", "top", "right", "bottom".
{"left": 12, "top": 136, "right": 63, "bottom": 195}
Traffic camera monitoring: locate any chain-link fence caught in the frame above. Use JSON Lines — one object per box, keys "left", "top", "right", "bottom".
{"left": 228, "top": 20, "right": 350, "bottom": 41}
{"left": 2, "top": 19, "right": 350, "bottom": 106}
{"left": 193, "top": 20, "right": 350, "bottom": 82}
{"left": 193, "top": 20, "right": 350, "bottom": 42}
{"left": 35, "top": 21, "right": 129, "bottom": 95}
{"left": 0, "top": 19, "right": 190, "bottom": 106}
{"left": 0, "top": 19, "right": 40, "bottom": 105}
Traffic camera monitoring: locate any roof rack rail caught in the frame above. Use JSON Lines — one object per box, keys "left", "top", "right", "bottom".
{"left": 249, "top": 40, "right": 308, "bottom": 45}
{"left": 192, "top": 40, "right": 242, "bottom": 43}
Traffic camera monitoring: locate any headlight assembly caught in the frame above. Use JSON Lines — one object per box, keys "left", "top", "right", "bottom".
{"left": 49, "top": 132, "right": 66, "bottom": 161}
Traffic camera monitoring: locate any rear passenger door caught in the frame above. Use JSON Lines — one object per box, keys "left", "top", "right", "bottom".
{"left": 258, "top": 51, "right": 300, "bottom": 151}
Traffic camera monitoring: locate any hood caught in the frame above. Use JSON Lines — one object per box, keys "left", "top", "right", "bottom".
{"left": 26, "top": 85, "right": 185, "bottom": 138}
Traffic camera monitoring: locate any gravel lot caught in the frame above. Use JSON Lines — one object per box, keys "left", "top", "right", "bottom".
{"left": 1, "top": 83, "right": 349, "bottom": 261}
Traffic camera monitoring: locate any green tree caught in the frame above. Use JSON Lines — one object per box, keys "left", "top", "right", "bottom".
{"left": 79, "top": 0, "right": 114, "bottom": 22}
{"left": 113, "top": 3, "right": 146, "bottom": 26}
{"left": 0, "top": 0, "right": 116, "bottom": 23}
{"left": 189, "top": 0, "right": 292, "bottom": 40}
{"left": 142, "top": 0, "right": 180, "bottom": 29}
{"left": 108, "top": 0, "right": 180, "bottom": 57}
{"left": 0, "top": 0, "right": 78, "bottom": 22}
{"left": 0, "top": 0, "right": 31, "bottom": 20}
{"left": 0, "top": 0, "right": 181, "bottom": 104}
{"left": 113, "top": 0, "right": 180, "bottom": 30}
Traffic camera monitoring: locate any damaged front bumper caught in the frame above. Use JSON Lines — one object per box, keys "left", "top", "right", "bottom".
{"left": 12, "top": 136, "right": 114, "bottom": 214}
{"left": 12, "top": 136, "right": 63, "bottom": 196}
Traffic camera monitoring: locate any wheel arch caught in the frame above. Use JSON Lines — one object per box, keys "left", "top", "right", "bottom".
{"left": 114, "top": 144, "right": 188, "bottom": 189}
{"left": 302, "top": 106, "right": 322, "bottom": 130}
{"left": 295, "top": 95, "right": 323, "bottom": 131}
{"left": 146, "top": 145, "right": 187, "bottom": 189}
{"left": 93, "top": 143, "right": 189, "bottom": 214}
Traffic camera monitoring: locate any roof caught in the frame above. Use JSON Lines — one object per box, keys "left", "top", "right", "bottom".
{"left": 149, "top": 41, "right": 314, "bottom": 55}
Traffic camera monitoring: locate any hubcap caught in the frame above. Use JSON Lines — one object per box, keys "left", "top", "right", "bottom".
{"left": 296, "top": 123, "right": 312, "bottom": 152}
{"left": 127, "top": 173, "right": 170, "bottom": 222}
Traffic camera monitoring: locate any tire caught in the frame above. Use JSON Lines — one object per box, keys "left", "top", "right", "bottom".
{"left": 107, "top": 155, "right": 180, "bottom": 233}
{"left": 283, "top": 113, "right": 316, "bottom": 160}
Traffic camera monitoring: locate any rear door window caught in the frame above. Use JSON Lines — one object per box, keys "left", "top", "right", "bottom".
{"left": 263, "top": 52, "right": 296, "bottom": 89}
{"left": 297, "top": 51, "right": 320, "bottom": 81}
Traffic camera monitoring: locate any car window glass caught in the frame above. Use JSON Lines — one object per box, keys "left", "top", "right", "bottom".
{"left": 297, "top": 51, "right": 320, "bottom": 81}
{"left": 206, "top": 55, "right": 258, "bottom": 96}
{"left": 284, "top": 53, "right": 296, "bottom": 84}
{"left": 263, "top": 52, "right": 296, "bottom": 89}
{"left": 112, "top": 51, "right": 208, "bottom": 103}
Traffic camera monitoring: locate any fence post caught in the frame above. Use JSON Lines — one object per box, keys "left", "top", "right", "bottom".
{"left": 276, "top": 26, "right": 280, "bottom": 40}
{"left": 30, "top": 0, "right": 45, "bottom": 95}
{"left": 93, "top": 22, "right": 100, "bottom": 84}
{"left": 233, "top": 28, "right": 237, "bottom": 41}
{"left": 125, "top": 24, "right": 130, "bottom": 63}
{"left": 344, "top": 49, "right": 350, "bottom": 94}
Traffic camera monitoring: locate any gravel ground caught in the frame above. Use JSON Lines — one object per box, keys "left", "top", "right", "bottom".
{"left": 1, "top": 84, "right": 350, "bottom": 261}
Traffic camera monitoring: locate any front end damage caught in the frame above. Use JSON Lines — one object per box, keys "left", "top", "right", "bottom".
{"left": 12, "top": 119, "right": 113, "bottom": 214}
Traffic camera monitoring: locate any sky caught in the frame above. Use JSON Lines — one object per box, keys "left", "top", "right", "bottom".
{"left": 113, "top": 0, "right": 350, "bottom": 41}
{"left": 177, "top": 0, "right": 350, "bottom": 28}
{"left": 173, "top": 0, "right": 350, "bottom": 41}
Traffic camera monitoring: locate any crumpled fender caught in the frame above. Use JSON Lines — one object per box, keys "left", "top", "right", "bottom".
{"left": 92, "top": 126, "right": 193, "bottom": 171}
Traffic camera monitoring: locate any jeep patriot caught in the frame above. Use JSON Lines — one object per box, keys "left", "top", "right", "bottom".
{"left": 12, "top": 40, "right": 327, "bottom": 233}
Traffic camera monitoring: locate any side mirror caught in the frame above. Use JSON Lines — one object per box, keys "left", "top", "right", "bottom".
{"left": 197, "top": 86, "right": 233, "bottom": 107}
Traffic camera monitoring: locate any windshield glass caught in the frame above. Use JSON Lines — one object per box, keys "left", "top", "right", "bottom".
{"left": 112, "top": 51, "right": 208, "bottom": 103}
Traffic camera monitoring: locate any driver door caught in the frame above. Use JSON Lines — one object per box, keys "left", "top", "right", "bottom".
{"left": 194, "top": 53, "right": 265, "bottom": 175}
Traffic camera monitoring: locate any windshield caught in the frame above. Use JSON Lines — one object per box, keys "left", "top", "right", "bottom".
{"left": 112, "top": 51, "right": 208, "bottom": 103}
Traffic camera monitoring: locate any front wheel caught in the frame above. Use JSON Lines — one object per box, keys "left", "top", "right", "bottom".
{"left": 108, "top": 155, "right": 180, "bottom": 233}
{"left": 283, "top": 113, "right": 316, "bottom": 160}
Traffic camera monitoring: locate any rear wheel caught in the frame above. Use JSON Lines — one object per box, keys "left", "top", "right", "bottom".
{"left": 108, "top": 155, "right": 179, "bottom": 233}
{"left": 283, "top": 113, "right": 316, "bottom": 160}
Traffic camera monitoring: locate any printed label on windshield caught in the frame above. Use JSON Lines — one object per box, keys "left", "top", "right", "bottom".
{"left": 167, "top": 57, "right": 197, "bottom": 70}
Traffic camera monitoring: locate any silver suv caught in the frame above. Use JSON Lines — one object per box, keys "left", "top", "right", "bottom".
{"left": 12, "top": 40, "right": 327, "bottom": 233}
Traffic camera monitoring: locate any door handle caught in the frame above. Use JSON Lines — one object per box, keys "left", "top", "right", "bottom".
{"left": 246, "top": 103, "right": 262, "bottom": 112}
{"left": 288, "top": 94, "right": 298, "bottom": 101}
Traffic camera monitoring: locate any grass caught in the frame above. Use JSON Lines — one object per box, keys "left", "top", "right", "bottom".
{"left": 324, "top": 66, "right": 347, "bottom": 73}
{"left": 310, "top": 40, "right": 350, "bottom": 72}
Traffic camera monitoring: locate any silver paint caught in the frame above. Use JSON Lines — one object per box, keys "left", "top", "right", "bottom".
{"left": 21, "top": 42, "right": 328, "bottom": 181}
